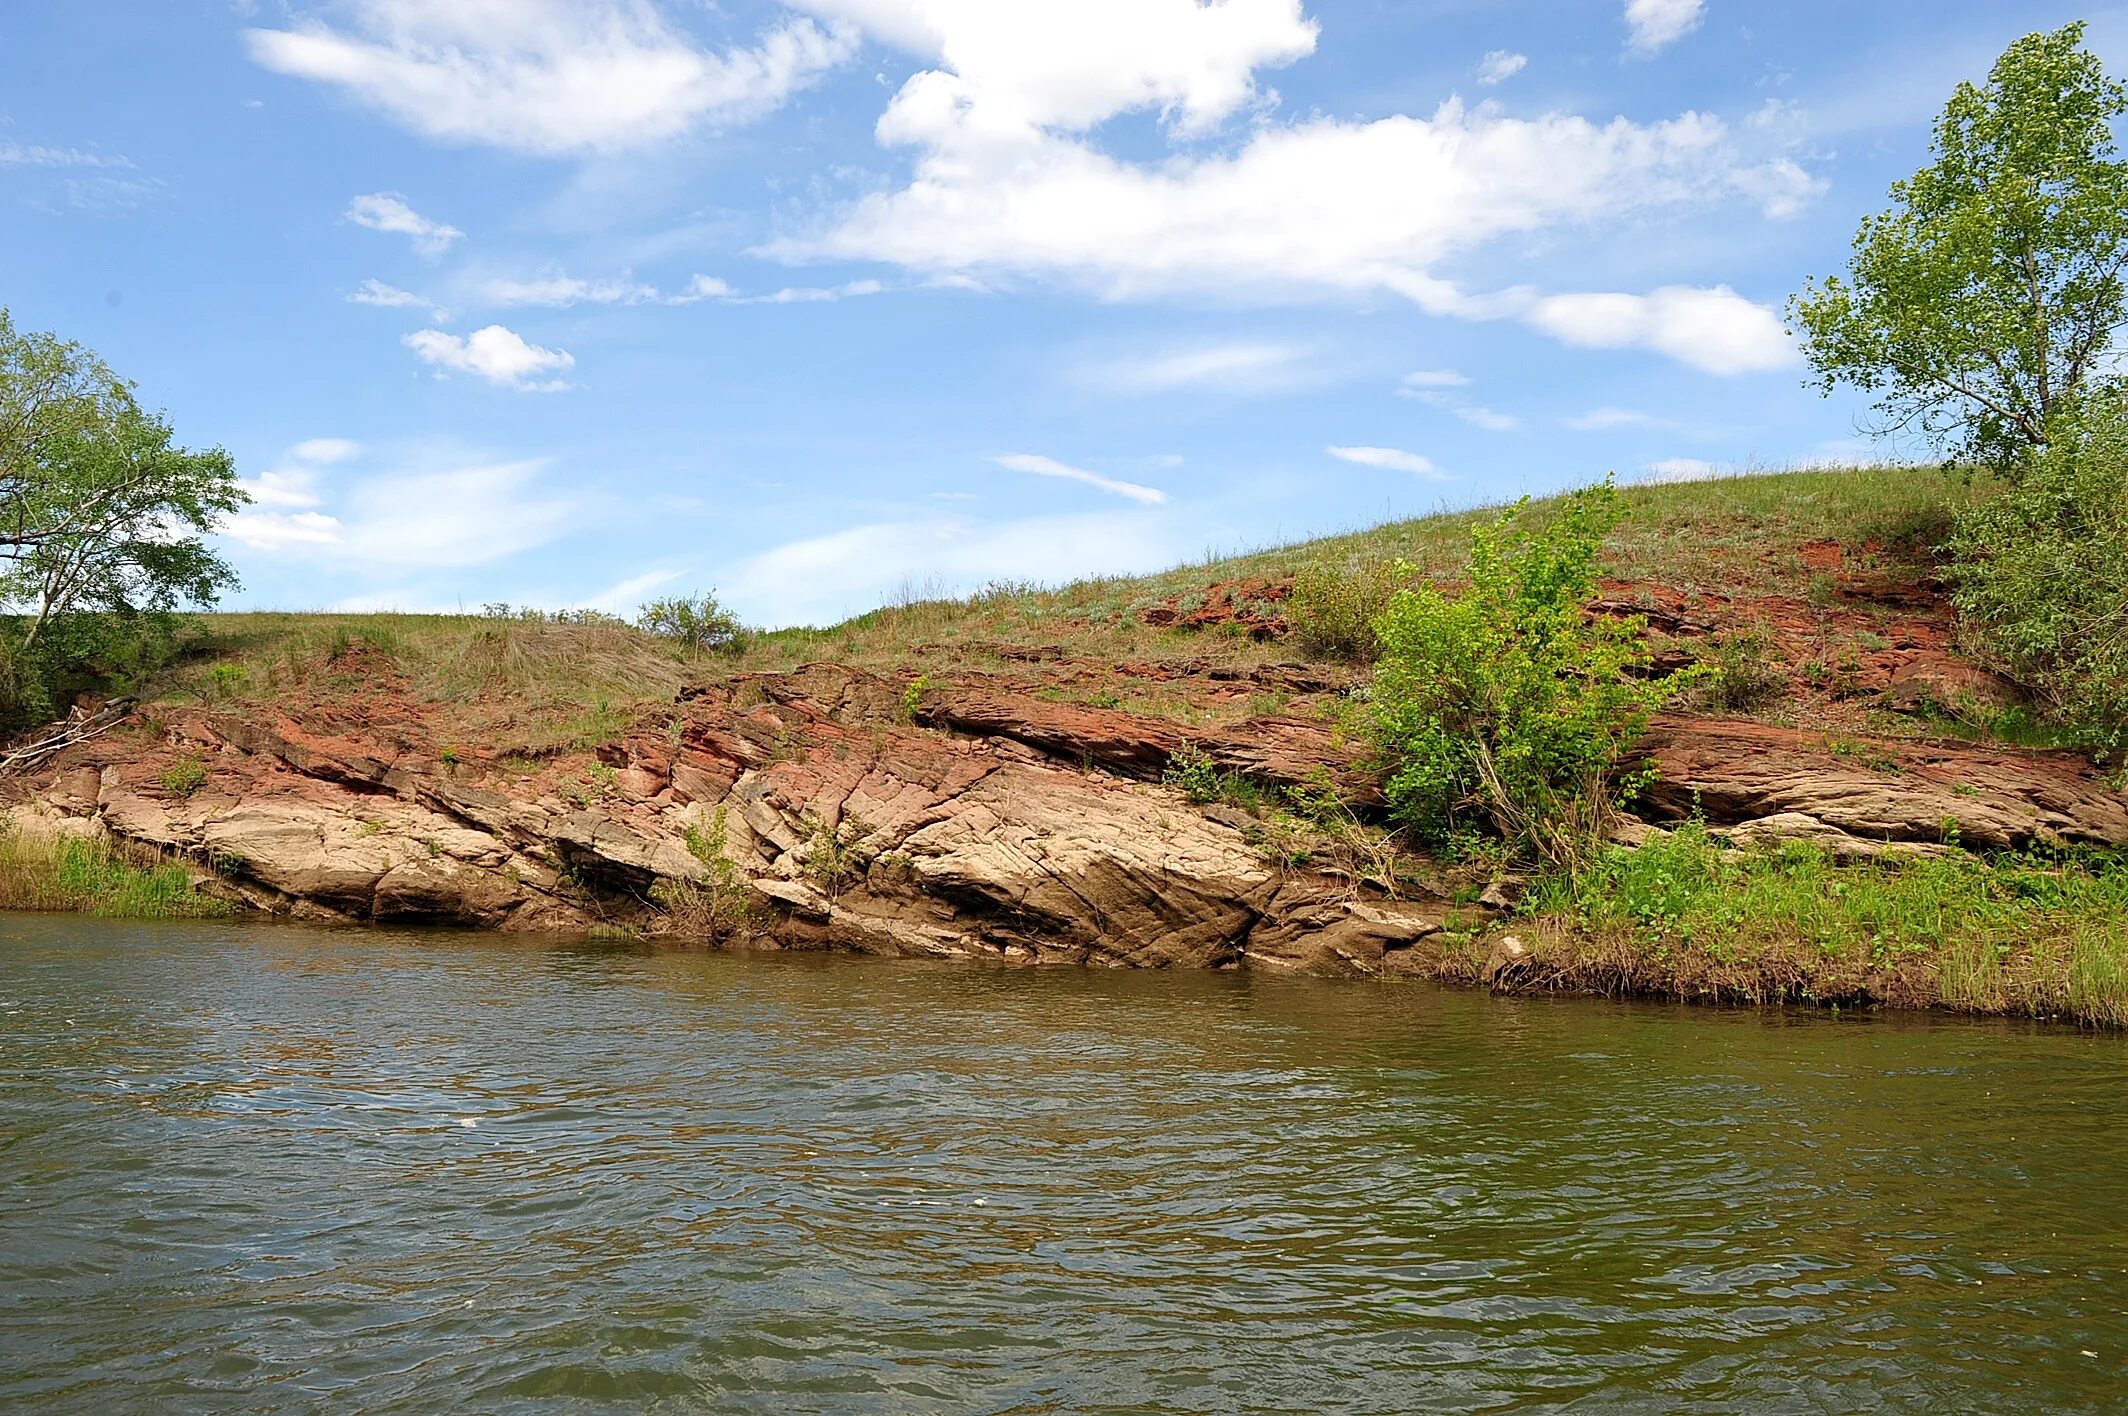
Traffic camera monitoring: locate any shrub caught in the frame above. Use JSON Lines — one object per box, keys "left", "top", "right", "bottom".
{"left": 1694, "top": 627, "right": 1788, "bottom": 713}
{"left": 653, "top": 805, "right": 753, "bottom": 939}
{"left": 1946, "top": 393, "right": 2128, "bottom": 751}
{"left": 638, "top": 592, "right": 746, "bottom": 653}
{"left": 1367, "top": 477, "right": 1708, "bottom": 869}
{"left": 1288, "top": 560, "right": 1401, "bottom": 662}
{"left": 159, "top": 755, "right": 207, "bottom": 799}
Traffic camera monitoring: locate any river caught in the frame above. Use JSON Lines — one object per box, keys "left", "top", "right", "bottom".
{"left": 2, "top": 917, "right": 2124, "bottom": 1413}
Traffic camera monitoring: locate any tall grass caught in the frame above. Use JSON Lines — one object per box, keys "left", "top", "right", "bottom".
{"left": 0, "top": 828, "right": 231, "bottom": 920}
{"left": 1522, "top": 823, "right": 2128, "bottom": 1026}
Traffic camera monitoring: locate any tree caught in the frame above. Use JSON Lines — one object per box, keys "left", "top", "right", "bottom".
{"left": 1367, "top": 479, "right": 1707, "bottom": 871}
{"left": 1944, "top": 390, "right": 2128, "bottom": 746}
{"left": 1790, "top": 24, "right": 2128, "bottom": 471}
{"left": 0, "top": 309, "right": 247, "bottom": 721}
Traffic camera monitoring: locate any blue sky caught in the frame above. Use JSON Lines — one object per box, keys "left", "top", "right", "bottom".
{"left": 1, "top": 0, "right": 2117, "bottom": 625}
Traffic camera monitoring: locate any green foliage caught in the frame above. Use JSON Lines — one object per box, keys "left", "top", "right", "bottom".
{"left": 1367, "top": 478, "right": 1709, "bottom": 869}
{"left": 0, "top": 827, "right": 229, "bottom": 919}
{"left": 1790, "top": 24, "right": 2128, "bottom": 470}
{"left": 1287, "top": 560, "right": 1401, "bottom": 662}
{"left": 1945, "top": 393, "right": 2128, "bottom": 748}
{"left": 1527, "top": 823, "right": 2128, "bottom": 1026}
{"left": 1161, "top": 742, "right": 1225, "bottom": 803}
{"left": 654, "top": 805, "right": 754, "bottom": 939}
{"left": 0, "top": 308, "right": 247, "bottom": 728}
{"left": 798, "top": 811, "right": 874, "bottom": 901}
{"left": 901, "top": 673, "right": 931, "bottom": 722}
{"left": 1693, "top": 627, "right": 1788, "bottom": 713}
{"left": 158, "top": 755, "right": 206, "bottom": 799}
{"left": 637, "top": 592, "right": 746, "bottom": 653}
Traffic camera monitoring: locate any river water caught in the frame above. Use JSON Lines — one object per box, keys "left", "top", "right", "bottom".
{"left": 2, "top": 918, "right": 2125, "bottom": 1414}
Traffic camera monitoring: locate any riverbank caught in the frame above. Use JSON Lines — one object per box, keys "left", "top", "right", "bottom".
{"left": 4, "top": 465, "right": 2126, "bottom": 1026}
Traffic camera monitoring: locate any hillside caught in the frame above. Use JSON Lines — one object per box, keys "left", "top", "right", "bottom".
{"left": 8, "top": 465, "right": 2128, "bottom": 1024}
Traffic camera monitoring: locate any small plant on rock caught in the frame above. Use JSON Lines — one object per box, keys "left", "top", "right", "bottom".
{"left": 159, "top": 755, "right": 207, "bottom": 799}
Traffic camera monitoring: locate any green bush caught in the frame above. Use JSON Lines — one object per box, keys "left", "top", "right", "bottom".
{"left": 1946, "top": 393, "right": 2128, "bottom": 750}
{"left": 1367, "top": 478, "right": 1707, "bottom": 869}
{"left": 159, "top": 755, "right": 207, "bottom": 799}
{"left": 1288, "top": 560, "right": 1402, "bottom": 662}
{"left": 638, "top": 592, "right": 747, "bottom": 653}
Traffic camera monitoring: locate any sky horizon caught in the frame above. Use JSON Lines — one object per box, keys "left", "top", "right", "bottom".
{"left": 4, "top": 0, "right": 2118, "bottom": 626}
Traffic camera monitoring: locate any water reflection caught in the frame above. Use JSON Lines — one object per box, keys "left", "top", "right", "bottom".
{"left": 1, "top": 917, "right": 2125, "bottom": 1413}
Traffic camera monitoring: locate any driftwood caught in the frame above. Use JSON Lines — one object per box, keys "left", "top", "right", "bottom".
{"left": 0, "top": 697, "right": 136, "bottom": 777}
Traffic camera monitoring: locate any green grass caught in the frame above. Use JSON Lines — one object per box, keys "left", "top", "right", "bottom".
{"left": 1520, "top": 822, "right": 2128, "bottom": 1027}
{"left": 0, "top": 829, "right": 232, "bottom": 920}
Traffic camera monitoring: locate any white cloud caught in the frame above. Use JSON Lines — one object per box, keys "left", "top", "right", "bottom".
{"left": 245, "top": 1, "right": 854, "bottom": 156}
{"left": 678, "top": 274, "right": 735, "bottom": 301}
{"left": 345, "top": 192, "right": 461, "bottom": 256}
{"left": 0, "top": 141, "right": 132, "bottom": 169}
{"left": 404, "top": 325, "right": 575, "bottom": 391}
{"left": 1624, "top": 0, "right": 1705, "bottom": 55}
{"left": 790, "top": 0, "right": 1318, "bottom": 138}
{"left": 1399, "top": 369, "right": 1470, "bottom": 390}
{"left": 1398, "top": 374, "right": 1517, "bottom": 431}
{"left": 720, "top": 509, "right": 1179, "bottom": 626}
{"left": 1730, "top": 156, "right": 1827, "bottom": 220}
{"left": 290, "top": 438, "right": 361, "bottom": 465}
{"left": 1564, "top": 406, "right": 1662, "bottom": 431}
{"left": 1641, "top": 456, "right": 1721, "bottom": 483}
{"left": 994, "top": 453, "right": 1167, "bottom": 505}
{"left": 1476, "top": 50, "right": 1527, "bottom": 86}
{"left": 772, "top": 78, "right": 1808, "bottom": 373}
{"left": 1327, "top": 445, "right": 1444, "bottom": 479}
{"left": 225, "top": 453, "right": 579, "bottom": 569}
{"left": 237, "top": 470, "right": 327, "bottom": 511}
{"left": 585, "top": 567, "right": 686, "bottom": 615}
{"left": 1078, "top": 341, "right": 1312, "bottom": 394}
{"left": 738, "top": 279, "right": 885, "bottom": 304}
{"left": 481, "top": 272, "right": 661, "bottom": 307}
{"left": 348, "top": 278, "right": 446, "bottom": 319}
{"left": 1525, "top": 285, "right": 1794, "bottom": 375}
{"left": 1450, "top": 404, "right": 1518, "bottom": 432}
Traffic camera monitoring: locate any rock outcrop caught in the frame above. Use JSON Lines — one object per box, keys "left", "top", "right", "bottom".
{"left": 12, "top": 663, "right": 2128, "bottom": 974}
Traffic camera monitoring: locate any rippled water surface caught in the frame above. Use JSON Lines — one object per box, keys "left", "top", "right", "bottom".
{"left": 4, "top": 917, "right": 2128, "bottom": 1413}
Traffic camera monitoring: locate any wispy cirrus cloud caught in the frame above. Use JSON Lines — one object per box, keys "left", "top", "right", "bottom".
{"left": 244, "top": 1, "right": 855, "bottom": 156}
{"left": 1327, "top": 445, "right": 1445, "bottom": 478}
{"left": 346, "top": 192, "right": 462, "bottom": 256}
{"left": 994, "top": 453, "right": 1168, "bottom": 505}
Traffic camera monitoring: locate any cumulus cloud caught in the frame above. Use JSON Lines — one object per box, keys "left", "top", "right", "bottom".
{"left": 345, "top": 192, "right": 462, "bottom": 256}
{"left": 790, "top": 0, "right": 1317, "bottom": 138}
{"left": 719, "top": 509, "right": 1180, "bottom": 626}
{"left": 1327, "top": 445, "right": 1444, "bottom": 478}
{"left": 1624, "top": 0, "right": 1705, "bottom": 54}
{"left": 1524, "top": 285, "right": 1793, "bottom": 375}
{"left": 772, "top": 59, "right": 1808, "bottom": 375}
{"left": 994, "top": 453, "right": 1167, "bottom": 505}
{"left": 1476, "top": 50, "right": 1527, "bottom": 86}
{"left": 1078, "top": 341, "right": 1313, "bottom": 394}
{"left": 244, "top": 1, "right": 854, "bottom": 155}
{"left": 404, "top": 325, "right": 575, "bottom": 391}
